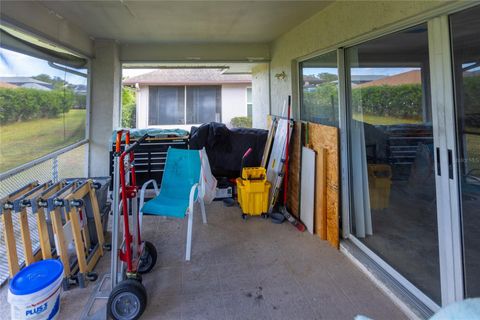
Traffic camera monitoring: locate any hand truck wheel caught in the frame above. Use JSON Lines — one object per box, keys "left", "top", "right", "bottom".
{"left": 138, "top": 241, "right": 158, "bottom": 274}
{"left": 107, "top": 279, "right": 147, "bottom": 320}
{"left": 86, "top": 272, "right": 98, "bottom": 282}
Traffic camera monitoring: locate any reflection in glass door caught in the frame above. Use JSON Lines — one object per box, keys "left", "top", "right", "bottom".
{"left": 346, "top": 24, "right": 442, "bottom": 304}
{"left": 450, "top": 6, "right": 480, "bottom": 298}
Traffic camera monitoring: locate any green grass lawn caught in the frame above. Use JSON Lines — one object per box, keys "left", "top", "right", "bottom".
{"left": 0, "top": 109, "right": 86, "bottom": 172}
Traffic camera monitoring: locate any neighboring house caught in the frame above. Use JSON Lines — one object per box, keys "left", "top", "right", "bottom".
{"left": 123, "top": 69, "right": 252, "bottom": 129}
{"left": 356, "top": 70, "right": 421, "bottom": 88}
{"left": 0, "top": 81, "right": 17, "bottom": 89}
{"left": 0, "top": 76, "right": 52, "bottom": 90}
{"left": 350, "top": 74, "right": 386, "bottom": 85}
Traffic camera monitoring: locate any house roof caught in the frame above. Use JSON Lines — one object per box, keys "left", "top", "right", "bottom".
{"left": 123, "top": 69, "right": 252, "bottom": 86}
{"left": 0, "top": 76, "right": 51, "bottom": 86}
{"left": 356, "top": 70, "right": 421, "bottom": 88}
{"left": 0, "top": 81, "right": 17, "bottom": 89}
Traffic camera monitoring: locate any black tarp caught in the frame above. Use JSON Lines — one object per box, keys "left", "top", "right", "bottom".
{"left": 190, "top": 122, "right": 268, "bottom": 178}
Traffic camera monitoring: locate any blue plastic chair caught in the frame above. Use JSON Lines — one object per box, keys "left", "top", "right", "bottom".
{"left": 139, "top": 147, "right": 207, "bottom": 261}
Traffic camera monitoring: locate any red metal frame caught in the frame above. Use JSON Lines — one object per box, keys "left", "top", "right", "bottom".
{"left": 115, "top": 130, "right": 143, "bottom": 274}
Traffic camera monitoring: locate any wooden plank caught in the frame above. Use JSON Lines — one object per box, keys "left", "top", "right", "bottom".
{"left": 300, "top": 146, "right": 316, "bottom": 234}
{"left": 308, "top": 123, "right": 339, "bottom": 248}
{"left": 2, "top": 211, "right": 19, "bottom": 276}
{"left": 287, "top": 121, "right": 302, "bottom": 218}
{"left": 51, "top": 208, "right": 71, "bottom": 276}
{"left": 88, "top": 184, "right": 105, "bottom": 253}
{"left": 69, "top": 207, "right": 88, "bottom": 273}
{"left": 314, "top": 148, "right": 327, "bottom": 239}
{"left": 261, "top": 117, "right": 277, "bottom": 168}
{"left": 37, "top": 210, "right": 52, "bottom": 259}
{"left": 0, "top": 182, "right": 38, "bottom": 277}
{"left": 19, "top": 207, "right": 35, "bottom": 265}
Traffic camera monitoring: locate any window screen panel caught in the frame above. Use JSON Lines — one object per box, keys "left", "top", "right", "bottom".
{"left": 186, "top": 86, "right": 221, "bottom": 124}
{"left": 148, "top": 86, "right": 185, "bottom": 125}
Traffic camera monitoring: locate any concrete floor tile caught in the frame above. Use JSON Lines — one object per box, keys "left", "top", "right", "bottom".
{"left": 223, "top": 288, "right": 273, "bottom": 320}
{"left": 182, "top": 263, "right": 221, "bottom": 295}
{"left": 181, "top": 293, "right": 226, "bottom": 320}
{"left": 145, "top": 266, "right": 183, "bottom": 297}
{"left": 143, "top": 294, "right": 183, "bottom": 320}
{"left": 217, "top": 263, "right": 260, "bottom": 293}
{"left": 0, "top": 201, "right": 407, "bottom": 320}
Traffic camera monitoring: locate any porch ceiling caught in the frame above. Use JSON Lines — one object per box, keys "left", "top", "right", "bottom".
{"left": 5, "top": 0, "right": 331, "bottom": 44}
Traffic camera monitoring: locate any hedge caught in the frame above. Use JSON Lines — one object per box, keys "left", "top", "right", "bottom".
{"left": 303, "top": 76, "right": 480, "bottom": 121}
{"left": 231, "top": 116, "right": 252, "bottom": 128}
{"left": 0, "top": 88, "right": 76, "bottom": 124}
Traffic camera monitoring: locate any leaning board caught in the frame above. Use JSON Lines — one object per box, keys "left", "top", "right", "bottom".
{"left": 300, "top": 147, "right": 315, "bottom": 234}
{"left": 287, "top": 121, "right": 303, "bottom": 218}
{"left": 308, "top": 123, "right": 339, "bottom": 249}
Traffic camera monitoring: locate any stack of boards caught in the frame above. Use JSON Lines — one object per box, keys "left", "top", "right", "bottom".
{"left": 265, "top": 119, "right": 340, "bottom": 249}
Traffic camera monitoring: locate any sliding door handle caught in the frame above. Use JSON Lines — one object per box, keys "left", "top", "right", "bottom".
{"left": 448, "top": 149, "right": 454, "bottom": 180}
{"left": 436, "top": 147, "right": 441, "bottom": 176}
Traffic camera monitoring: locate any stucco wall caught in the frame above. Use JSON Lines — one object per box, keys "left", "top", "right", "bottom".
{"left": 135, "top": 86, "right": 149, "bottom": 128}
{"left": 269, "top": 0, "right": 457, "bottom": 116}
{"left": 89, "top": 40, "right": 121, "bottom": 176}
{"left": 252, "top": 63, "right": 270, "bottom": 129}
{"left": 221, "top": 84, "right": 249, "bottom": 127}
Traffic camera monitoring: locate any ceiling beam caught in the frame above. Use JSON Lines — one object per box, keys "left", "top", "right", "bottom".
{"left": 120, "top": 43, "right": 270, "bottom": 63}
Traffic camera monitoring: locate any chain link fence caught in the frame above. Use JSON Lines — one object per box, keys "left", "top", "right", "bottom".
{"left": 0, "top": 143, "right": 88, "bottom": 285}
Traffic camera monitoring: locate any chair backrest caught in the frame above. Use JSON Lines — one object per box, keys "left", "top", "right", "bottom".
{"left": 161, "top": 148, "right": 201, "bottom": 195}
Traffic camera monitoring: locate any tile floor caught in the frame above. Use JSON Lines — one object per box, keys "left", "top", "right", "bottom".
{"left": 0, "top": 201, "right": 407, "bottom": 320}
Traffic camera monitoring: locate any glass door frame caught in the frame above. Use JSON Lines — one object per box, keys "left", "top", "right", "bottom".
{"left": 338, "top": 16, "right": 468, "bottom": 311}
{"left": 428, "top": 15, "right": 464, "bottom": 305}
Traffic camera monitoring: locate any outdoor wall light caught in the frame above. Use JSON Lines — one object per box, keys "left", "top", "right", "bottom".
{"left": 275, "top": 71, "right": 287, "bottom": 80}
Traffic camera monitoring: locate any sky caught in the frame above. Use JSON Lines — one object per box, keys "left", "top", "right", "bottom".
{"left": 0, "top": 48, "right": 87, "bottom": 85}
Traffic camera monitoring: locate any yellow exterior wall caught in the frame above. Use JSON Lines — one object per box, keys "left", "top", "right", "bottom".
{"left": 269, "top": 0, "right": 461, "bottom": 115}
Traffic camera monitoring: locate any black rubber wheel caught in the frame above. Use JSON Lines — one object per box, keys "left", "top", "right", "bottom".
{"left": 138, "top": 241, "right": 157, "bottom": 274}
{"left": 107, "top": 279, "right": 147, "bottom": 320}
{"left": 261, "top": 213, "right": 269, "bottom": 219}
{"left": 242, "top": 214, "right": 247, "bottom": 220}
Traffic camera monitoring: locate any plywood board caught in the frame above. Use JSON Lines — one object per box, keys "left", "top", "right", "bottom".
{"left": 287, "top": 121, "right": 302, "bottom": 217}
{"left": 315, "top": 148, "right": 327, "bottom": 240}
{"left": 308, "top": 123, "right": 339, "bottom": 249}
{"left": 300, "top": 147, "right": 315, "bottom": 234}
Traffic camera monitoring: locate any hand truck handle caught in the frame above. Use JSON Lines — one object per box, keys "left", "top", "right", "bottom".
{"left": 122, "top": 134, "right": 150, "bottom": 155}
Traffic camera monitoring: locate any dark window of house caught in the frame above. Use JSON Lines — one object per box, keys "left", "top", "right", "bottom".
{"left": 148, "top": 86, "right": 185, "bottom": 125}
{"left": 186, "top": 86, "right": 221, "bottom": 124}
{"left": 300, "top": 50, "right": 339, "bottom": 127}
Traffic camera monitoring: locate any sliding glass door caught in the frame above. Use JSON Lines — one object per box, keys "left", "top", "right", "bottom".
{"left": 346, "top": 24, "right": 442, "bottom": 305}
{"left": 450, "top": 6, "right": 480, "bottom": 299}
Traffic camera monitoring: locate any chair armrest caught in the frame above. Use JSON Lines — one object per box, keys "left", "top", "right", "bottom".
{"left": 139, "top": 179, "right": 159, "bottom": 212}
{"left": 189, "top": 183, "right": 199, "bottom": 212}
